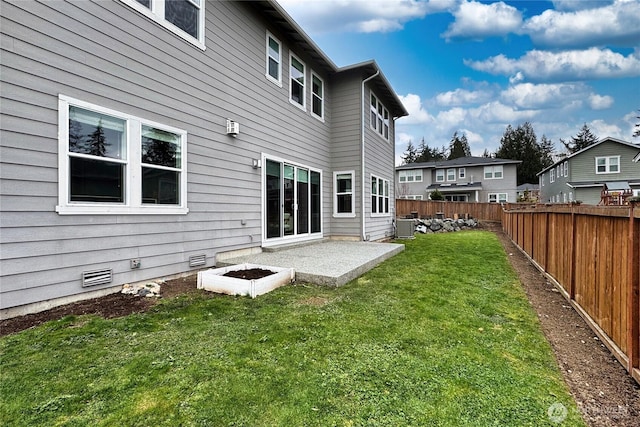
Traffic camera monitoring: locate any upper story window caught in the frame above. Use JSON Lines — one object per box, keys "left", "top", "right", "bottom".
{"left": 435, "top": 169, "right": 445, "bottom": 182}
{"left": 370, "top": 94, "right": 389, "bottom": 141}
{"left": 596, "top": 156, "right": 620, "bottom": 174}
{"left": 563, "top": 161, "right": 569, "bottom": 176}
{"left": 447, "top": 168, "right": 456, "bottom": 181}
{"left": 311, "top": 72, "right": 324, "bottom": 120}
{"left": 371, "top": 175, "right": 390, "bottom": 216}
{"left": 266, "top": 32, "right": 282, "bottom": 85}
{"left": 484, "top": 165, "right": 503, "bottom": 179}
{"left": 124, "top": 0, "right": 204, "bottom": 47}
{"left": 334, "top": 171, "right": 355, "bottom": 217}
{"left": 399, "top": 170, "right": 422, "bottom": 183}
{"left": 459, "top": 168, "right": 466, "bottom": 179}
{"left": 290, "top": 54, "right": 306, "bottom": 109}
{"left": 57, "top": 95, "right": 188, "bottom": 215}
{"left": 550, "top": 168, "right": 555, "bottom": 183}
{"left": 540, "top": 174, "right": 544, "bottom": 187}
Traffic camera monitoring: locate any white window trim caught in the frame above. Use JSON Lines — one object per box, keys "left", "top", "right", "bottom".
{"left": 564, "top": 161, "right": 569, "bottom": 176}
{"left": 435, "top": 169, "right": 445, "bottom": 183}
{"left": 56, "top": 95, "right": 188, "bottom": 215}
{"left": 289, "top": 53, "right": 306, "bottom": 110}
{"left": 399, "top": 170, "right": 422, "bottom": 183}
{"left": 459, "top": 168, "right": 466, "bottom": 179}
{"left": 120, "top": 0, "right": 205, "bottom": 49}
{"left": 333, "top": 170, "right": 355, "bottom": 218}
{"left": 371, "top": 175, "right": 390, "bottom": 217}
{"left": 265, "top": 31, "right": 282, "bottom": 87}
{"left": 446, "top": 168, "right": 456, "bottom": 182}
{"left": 484, "top": 165, "right": 503, "bottom": 180}
{"left": 311, "top": 71, "right": 324, "bottom": 121}
{"left": 488, "top": 193, "right": 508, "bottom": 203}
{"left": 369, "top": 93, "right": 390, "bottom": 141}
{"left": 595, "top": 155, "right": 621, "bottom": 174}
{"left": 550, "top": 168, "right": 555, "bottom": 183}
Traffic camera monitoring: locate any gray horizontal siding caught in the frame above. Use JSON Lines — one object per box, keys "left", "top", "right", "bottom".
{"left": 0, "top": 0, "right": 343, "bottom": 310}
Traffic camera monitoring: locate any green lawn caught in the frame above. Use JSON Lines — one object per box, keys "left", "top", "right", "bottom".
{"left": 0, "top": 232, "right": 584, "bottom": 426}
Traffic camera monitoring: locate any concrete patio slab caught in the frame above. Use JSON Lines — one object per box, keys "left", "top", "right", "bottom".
{"left": 217, "top": 240, "right": 404, "bottom": 287}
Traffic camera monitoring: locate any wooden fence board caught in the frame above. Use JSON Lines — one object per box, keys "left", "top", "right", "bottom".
{"left": 503, "top": 204, "right": 639, "bottom": 384}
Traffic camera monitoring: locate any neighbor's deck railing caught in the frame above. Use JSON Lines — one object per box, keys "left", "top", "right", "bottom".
{"left": 502, "top": 203, "right": 640, "bottom": 384}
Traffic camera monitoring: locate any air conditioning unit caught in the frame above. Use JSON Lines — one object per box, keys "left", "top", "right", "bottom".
{"left": 396, "top": 219, "right": 415, "bottom": 239}
{"left": 226, "top": 119, "right": 239, "bottom": 136}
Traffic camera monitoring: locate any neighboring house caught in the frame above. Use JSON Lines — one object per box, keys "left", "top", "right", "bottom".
{"left": 396, "top": 157, "right": 521, "bottom": 203}
{"left": 516, "top": 183, "right": 540, "bottom": 202}
{"left": 537, "top": 137, "right": 640, "bottom": 205}
{"left": 0, "top": 0, "right": 407, "bottom": 314}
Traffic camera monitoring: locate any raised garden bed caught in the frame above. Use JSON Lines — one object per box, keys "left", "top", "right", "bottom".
{"left": 197, "top": 263, "right": 295, "bottom": 298}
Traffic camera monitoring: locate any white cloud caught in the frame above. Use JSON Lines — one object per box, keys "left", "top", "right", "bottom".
{"left": 465, "top": 48, "right": 640, "bottom": 82}
{"left": 397, "top": 93, "right": 434, "bottom": 125}
{"left": 443, "top": 1, "right": 522, "bottom": 40}
{"left": 589, "top": 119, "right": 621, "bottom": 138}
{"left": 551, "top": 0, "right": 614, "bottom": 12}
{"left": 470, "top": 101, "right": 538, "bottom": 123}
{"left": 524, "top": 0, "right": 640, "bottom": 48}
{"left": 588, "top": 94, "right": 614, "bottom": 110}
{"left": 435, "top": 88, "right": 493, "bottom": 106}
{"left": 500, "top": 83, "right": 588, "bottom": 109}
{"left": 278, "top": 0, "right": 455, "bottom": 34}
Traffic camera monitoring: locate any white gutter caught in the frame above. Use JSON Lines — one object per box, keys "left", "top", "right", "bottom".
{"left": 361, "top": 70, "right": 379, "bottom": 241}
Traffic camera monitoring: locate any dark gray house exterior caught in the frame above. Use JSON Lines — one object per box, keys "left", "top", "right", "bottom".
{"left": 396, "top": 157, "right": 521, "bottom": 203}
{"left": 0, "top": 0, "right": 407, "bottom": 316}
{"left": 537, "top": 137, "right": 640, "bottom": 205}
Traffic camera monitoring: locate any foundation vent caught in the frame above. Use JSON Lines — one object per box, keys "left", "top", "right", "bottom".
{"left": 189, "top": 254, "right": 207, "bottom": 267}
{"left": 82, "top": 268, "right": 113, "bottom": 287}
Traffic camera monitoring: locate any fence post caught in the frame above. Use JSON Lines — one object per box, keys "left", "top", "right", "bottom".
{"left": 628, "top": 202, "right": 639, "bottom": 377}
{"left": 569, "top": 206, "right": 577, "bottom": 300}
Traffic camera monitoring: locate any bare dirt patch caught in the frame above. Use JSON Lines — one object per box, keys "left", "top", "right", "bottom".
{"left": 1, "top": 229, "right": 639, "bottom": 427}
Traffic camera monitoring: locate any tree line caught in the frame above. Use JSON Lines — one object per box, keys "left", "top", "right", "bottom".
{"left": 401, "top": 122, "right": 606, "bottom": 186}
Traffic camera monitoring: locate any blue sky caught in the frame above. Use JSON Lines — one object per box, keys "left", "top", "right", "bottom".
{"left": 278, "top": 0, "right": 640, "bottom": 164}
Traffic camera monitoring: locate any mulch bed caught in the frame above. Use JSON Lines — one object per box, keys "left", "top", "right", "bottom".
{"left": 1, "top": 228, "right": 638, "bottom": 427}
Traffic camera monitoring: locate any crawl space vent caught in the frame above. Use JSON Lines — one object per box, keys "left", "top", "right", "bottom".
{"left": 82, "top": 268, "right": 113, "bottom": 287}
{"left": 189, "top": 254, "right": 206, "bottom": 267}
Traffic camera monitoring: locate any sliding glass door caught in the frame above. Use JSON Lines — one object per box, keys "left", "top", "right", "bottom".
{"left": 265, "top": 158, "right": 321, "bottom": 240}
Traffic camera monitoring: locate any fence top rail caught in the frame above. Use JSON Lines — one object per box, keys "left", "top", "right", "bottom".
{"left": 502, "top": 204, "right": 634, "bottom": 218}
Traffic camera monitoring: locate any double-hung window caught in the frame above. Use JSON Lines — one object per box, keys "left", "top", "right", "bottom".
{"left": 290, "top": 54, "right": 305, "bottom": 109}
{"left": 447, "top": 168, "right": 456, "bottom": 181}
{"left": 57, "top": 96, "right": 188, "bottom": 215}
{"left": 550, "top": 168, "right": 555, "bottom": 183}
{"left": 399, "top": 170, "right": 422, "bottom": 183}
{"left": 435, "top": 169, "right": 445, "bottom": 182}
{"left": 370, "top": 94, "right": 389, "bottom": 140}
{"left": 595, "top": 156, "right": 620, "bottom": 174}
{"left": 484, "top": 165, "right": 503, "bottom": 179}
{"left": 459, "top": 168, "right": 466, "bottom": 179}
{"left": 266, "top": 32, "right": 281, "bottom": 85}
{"left": 488, "top": 193, "right": 507, "bottom": 203}
{"left": 311, "top": 72, "right": 324, "bottom": 120}
{"left": 563, "top": 161, "right": 569, "bottom": 176}
{"left": 124, "top": 0, "right": 204, "bottom": 47}
{"left": 371, "top": 176, "right": 390, "bottom": 215}
{"left": 334, "top": 171, "right": 355, "bottom": 217}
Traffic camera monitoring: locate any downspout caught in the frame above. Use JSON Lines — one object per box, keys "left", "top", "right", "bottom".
{"left": 361, "top": 70, "right": 379, "bottom": 241}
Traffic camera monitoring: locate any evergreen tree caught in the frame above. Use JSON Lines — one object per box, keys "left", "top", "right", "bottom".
{"left": 481, "top": 148, "right": 492, "bottom": 158}
{"left": 448, "top": 131, "right": 471, "bottom": 160}
{"left": 87, "top": 119, "right": 108, "bottom": 157}
{"left": 539, "top": 135, "right": 555, "bottom": 169}
{"left": 401, "top": 140, "right": 417, "bottom": 164}
{"left": 562, "top": 123, "right": 598, "bottom": 153}
{"left": 496, "top": 122, "right": 547, "bottom": 185}
{"left": 634, "top": 109, "right": 640, "bottom": 138}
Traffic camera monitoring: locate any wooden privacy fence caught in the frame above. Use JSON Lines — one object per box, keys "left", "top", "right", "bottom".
{"left": 396, "top": 199, "right": 505, "bottom": 222}
{"left": 502, "top": 204, "right": 640, "bottom": 384}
